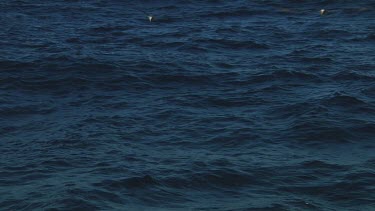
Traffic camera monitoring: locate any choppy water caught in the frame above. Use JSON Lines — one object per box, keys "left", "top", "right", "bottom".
{"left": 1, "top": 0, "right": 375, "bottom": 210}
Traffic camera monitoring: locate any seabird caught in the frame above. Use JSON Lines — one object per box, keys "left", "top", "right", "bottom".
{"left": 136, "top": 9, "right": 154, "bottom": 22}
{"left": 320, "top": 9, "right": 326, "bottom": 15}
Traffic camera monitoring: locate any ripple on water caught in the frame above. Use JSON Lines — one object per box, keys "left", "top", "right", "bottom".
{"left": 0, "top": 0, "right": 374, "bottom": 210}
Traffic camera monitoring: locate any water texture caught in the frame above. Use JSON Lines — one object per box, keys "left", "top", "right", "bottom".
{"left": 1, "top": 0, "right": 374, "bottom": 210}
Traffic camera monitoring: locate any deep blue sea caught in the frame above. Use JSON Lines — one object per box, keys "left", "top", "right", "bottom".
{"left": 1, "top": 0, "right": 375, "bottom": 210}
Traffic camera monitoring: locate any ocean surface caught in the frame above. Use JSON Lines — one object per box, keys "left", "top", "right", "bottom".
{"left": 1, "top": 0, "right": 374, "bottom": 210}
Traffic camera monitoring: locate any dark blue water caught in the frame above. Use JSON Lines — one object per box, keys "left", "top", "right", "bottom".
{"left": 1, "top": 0, "right": 375, "bottom": 210}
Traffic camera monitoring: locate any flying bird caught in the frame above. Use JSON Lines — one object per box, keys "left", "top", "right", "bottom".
{"left": 136, "top": 9, "right": 154, "bottom": 22}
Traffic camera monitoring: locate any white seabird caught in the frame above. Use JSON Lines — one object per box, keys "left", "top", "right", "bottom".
{"left": 136, "top": 9, "right": 154, "bottom": 22}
